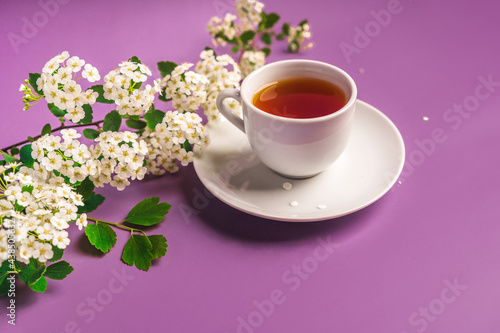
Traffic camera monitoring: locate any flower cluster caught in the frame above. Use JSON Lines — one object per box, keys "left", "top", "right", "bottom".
{"left": 160, "top": 63, "right": 209, "bottom": 112}
{"left": 195, "top": 49, "right": 242, "bottom": 121}
{"left": 31, "top": 129, "right": 148, "bottom": 191}
{"left": 28, "top": 51, "right": 99, "bottom": 123}
{"left": 207, "top": 13, "right": 238, "bottom": 48}
{"left": 284, "top": 20, "right": 313, "bottom": 53}
{"left": 139, "top": 111, "right": 209, "bottom": 175}
{"left": 239, "top": 50, "right": 266, "bottom": 77}
{"left": 236, "top": 0, "right": 265, "bottom": 29}
{"left": 207, "top": 0, "right": 264, "bottom": 47}
{"left": 103, "top": 61, "right": 160, "bottom": 116}
{"left": 0, "top": 162, "right": 86, "bottom": 265}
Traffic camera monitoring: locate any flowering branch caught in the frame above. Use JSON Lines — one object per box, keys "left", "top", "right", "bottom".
{"left": 207, "top": 0, "right": 312, "bottom": 76}
{"left": 0, "top": 0, "right": 314, "bottom": 295}
{"left": 1, "top": 120, "right": 104, "bottom": 153}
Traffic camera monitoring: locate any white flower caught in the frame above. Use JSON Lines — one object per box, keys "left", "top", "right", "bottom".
{"left": 17, "top": 192, "right": 33, "bottom": 207}
{"left": 75, "top": 214, "right": 88, "bottom": 230}
{"left": 36, "top": 223, "right": 55, "bottom": 241}
{"left": 32, "top": 242, "right": 54, "bottom": 262}
{"left": 110, "top": 175, "right": 130, "bottom": 191}
{"left": 52, "top": 230, "right": 70, "bottom": 249}
{"left": 43, "top": 59, "right": 59, "bottom": 74}
{"left": 67, "top": 56, "right": 85, "bottom": 72}
{"left": 61, "top": 128, "right": 81, "bottom": 141}
{"left": 4, "top": 185, "right": 22, "bottom": 202}
{"left": 82, "top": 64, "right": 101, "bottom": 82}
{"left": 41, "top": 151, "right": 63, "bottom": 172}
{"left": 54, "top": 51, "right": 70, "bottom": 63}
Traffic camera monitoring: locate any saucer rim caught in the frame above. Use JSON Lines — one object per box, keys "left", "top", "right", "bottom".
{"left": 193, "top": 99, "right": 405, "bottom": 222}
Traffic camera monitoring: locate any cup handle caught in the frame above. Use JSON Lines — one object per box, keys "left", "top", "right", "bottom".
{"left": 216, "top": 88, "right": 245, "bottom": 133}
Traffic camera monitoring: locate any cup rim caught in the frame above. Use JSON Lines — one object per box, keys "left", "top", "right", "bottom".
{"left": 241, "top": 59, "right": 357, "bottom": 123}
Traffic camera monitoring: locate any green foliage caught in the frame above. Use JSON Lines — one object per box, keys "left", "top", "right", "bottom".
{"left": 90, "top": 84, "right": 115, "bottom": 104}
{"left": 103, "top": 110, "right": 122, "bottom": 132}
{"left": 128, "top": 56, "right": 141, "bottom": 64}
{"left": 44, "top": 261, "right": 74, "bottom": 280}
{"left": 240, "top": 30, "right": 256, "bottom": 43}
{"left": 83, "top": 128, "right": 100, "bottom": 140}
{"left": 261, "top": 33, "right": 272, "bottom": 45}
{"left": 75, "top": 177, "right": 95, "bottom": 201}
{"left": 148, "top": 235, "right": 168, "bottom": 260}
{"left": 157, "top": 61, "right": 178, "bottom": 78}
{"left": 41, "top": 123, "right": 52, "bottom": 136}
{"left": 78, "top": 194, "right": 105, "bottom": 214}
{"left": 29, "top": 73, "right": 44, "bottom": 95}
{"left": 2, "top": 153, "right": 18, "bottom": 164}
{"left": 47, "top": 103, "right": 66, "bottom": 117}
{"left": 48, "top": 246, "right": 65, "bottom": 262}
{"left": 125, "top": 118, "right": 147, "bottom": 130}
{"left": 124, "top": 197, "right": 171, "bottom": 226}
{"left": 79, "top": 104, "right": 93, "bottom": 124}
{"left": 0, "top": 260, "right": 12, "bottom": 295}
{"left": 85, "top": 223, "right": 117, "bottom": 253}
{"left": 18, "top": 262, "right": 48, "bottom": 293}
{"left": 144, "top": 109, "right": 165, "bottom": 130}
{"left": 122, "top": 234, "right": 154, "bottom": 271}
{"left": 19, "top": 144, "right": 35, "bottom": 168}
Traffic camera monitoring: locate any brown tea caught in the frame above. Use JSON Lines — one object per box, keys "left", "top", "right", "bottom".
{"left": 252, "top": 77, "right": 347, "bottom": 119}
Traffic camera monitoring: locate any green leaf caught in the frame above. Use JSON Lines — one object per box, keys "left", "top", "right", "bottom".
{"left": 78, "top": 194, "right": 105, "bottom": 213}
{"left": 128, "top": 56, "right": 141, "bottom": 64}
{"left": 157, "top": 61, "right": 178, "bottom": 78}
{"left": 143, "top": 109, "right": 165, "bottom": 130}
{"left": 261, "top": 33, "right": 272, "bottom": 45}
{"left": 19, "top": 264, "right": 47, "bottom": 292}
{"left": 89, "top": 85, "right": 114, "bottom": 104}
{"left": 29, "top": 73, "right": 44, "bottom": 95}
{"left": 204, "top": 46, "right": 216, "bottom": 54}
{"left": 0, "top": 260, "right": 11, "bottom": 295}
{"left": 240, "top": 30, "right": 256, "bottom": 43}
{"left": 0, "top": 260, "right": 11, "bottom": 287}
{"left": 45, "top": 261, "right": 74, "bottom": 280}
{"left": 282, "top": 23, "right": 290, "bottom": 35}
{"left": 47, "top": 103, "right": 66, "bottom": 117}
{"left": 10, "top": 147, "right": 20, "bottom": 156}
{"left": 29, "top": 276, "right": 48, "bottom": 292}
{"left": 22, "top": 185, "right": 34, "bottom": 194}
{"left": 28, "top": 265, "right": 47, "bottom": 285}
{"left": 103, "top": 110, "right": 122, "bottom": 132}
{"left": 265, "top": 13, "right": 280, "bottom": 28}
{"left": 124, "top": 197, "right": 171, "bottom": 226}
{"left": 48, "top": 246, "right": 64, "bottom": 262}
{"left": 41, "top": 123, "right": 52, "bottom": 136}
{"left": 148, "top": 235, "right": 168, "bottom": 260}
{"left": 276, "top": 33, "right": 285, "bottom": 41}
{"left": 158, "top": 92, "right": 171, "bottom": 102}
{"left": 261, "top": 47, "right": 271, "bottom": 57}
{"left": 83, "top": 128, "right": 100, "bottom": 140}
{"left": 85, "top": 223, "right": 117, "bottom": 253}
{"left": 288, "top": 40, "right": 300, "bottom": 53}
{"left": 78, "top": 104, "right": 93, "bottom": 124}
{"left": 19, "top": 144, "right": 35, "bottom": 164}
{"left": 75, "top": 177, "right": 95, "bottom": 201}
{"left": 1, "top": 153, "right": 18, "bottom": 164}
{"left": 125, "top": 118, "right": 147, "bottom": 130}
{"left": 122, "top": 234, "right": 153, "bottom": 271}
{"left": 299, "top": 19, "right": 308, "bottom": 26}
{"left": 231, "top": 45, "right": 240, "bottom": 54}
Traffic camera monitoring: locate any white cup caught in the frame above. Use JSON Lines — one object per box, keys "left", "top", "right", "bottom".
{"left": 216, "top": 59, "right": 357, "bottom": 178}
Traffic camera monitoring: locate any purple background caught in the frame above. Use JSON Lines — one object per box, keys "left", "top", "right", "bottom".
{"left": 1, "top": 0, "right": 500, "bottom": 332}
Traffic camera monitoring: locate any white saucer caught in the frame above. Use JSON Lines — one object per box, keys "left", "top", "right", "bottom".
{"left": 193, "top": 100, "right": 405, "bottom": 222}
